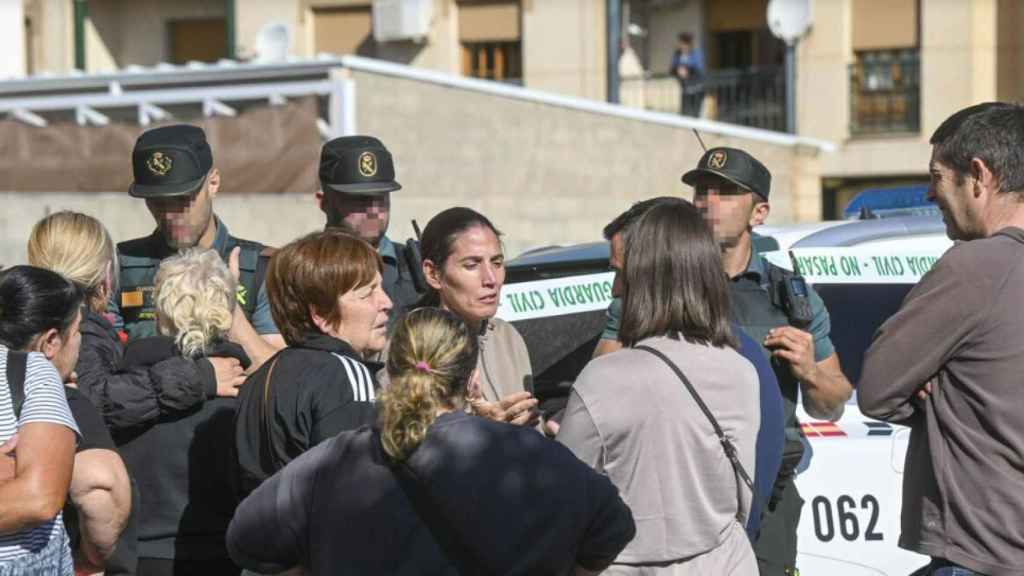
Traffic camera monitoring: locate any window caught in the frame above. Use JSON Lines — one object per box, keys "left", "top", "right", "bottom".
{"left": 461, "top": 41, "right": 522, "bottom": 82}
{"left": 457, "top": 1, "right": 521, "bottom": 83}
{"left": 715, "top": 31, "right": 753, "bottom": 70}
{"left": 168, "top": 19, "right": 228, "bottom": 64}
{"left": 849, "top": 49, "right": 920, "bottom": 135}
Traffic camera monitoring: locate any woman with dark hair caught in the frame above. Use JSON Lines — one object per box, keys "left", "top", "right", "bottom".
{"left": 0, "top": 266, "right": 82, "bottom": 574}
{"left": 415, "top": 207, "right": 538, "bottom": 427}
{"left": 234, "top": 230, "right": 392, "bottom": 496}
{"left": 227, "top": 308, "right": 635, "bottom": 575}
{"left": 557, "top": 201, "right": 760, "bottom": 574}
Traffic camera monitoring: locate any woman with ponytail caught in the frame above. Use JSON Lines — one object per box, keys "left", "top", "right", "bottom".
{"left": 114, "top": 248, "right": 250, "bottom": 576}
{"left": 228, "top": 308, "right": 636, "bottom": 576}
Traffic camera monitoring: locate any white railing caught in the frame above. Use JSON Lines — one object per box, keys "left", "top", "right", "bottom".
{"left": 0, "top": 55, "right": 836, "bottom": 152}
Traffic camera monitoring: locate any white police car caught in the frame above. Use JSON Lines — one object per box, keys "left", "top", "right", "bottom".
{"left": 502, "top": 214, "right": 952, "bottom": 576}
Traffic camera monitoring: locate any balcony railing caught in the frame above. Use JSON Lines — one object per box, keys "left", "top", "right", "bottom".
{"left": 620, "top": 67, "right": 786, "bottom": 132}
{"left": 849, "top": 49, "right": 920, "bottom": 135}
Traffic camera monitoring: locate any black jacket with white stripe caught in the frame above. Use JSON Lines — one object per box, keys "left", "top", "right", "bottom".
{"left": 234, "top": 333, "right": 379, "bottom": 498}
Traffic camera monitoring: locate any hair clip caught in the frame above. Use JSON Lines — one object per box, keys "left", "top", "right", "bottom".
{"left": 414, "top": 361, "right": 432, "bottom": 373}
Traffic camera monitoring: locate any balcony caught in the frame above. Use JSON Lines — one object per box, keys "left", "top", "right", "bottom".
{"left": 849, "top": 49, "right": 920, "bottom": 135}
{"left": 620, "top": 67, "right": 786, "bottom": 132}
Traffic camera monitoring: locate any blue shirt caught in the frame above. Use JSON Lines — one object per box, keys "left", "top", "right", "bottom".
{"left": 733, "top": 325, "right": 784, "bottom": 538}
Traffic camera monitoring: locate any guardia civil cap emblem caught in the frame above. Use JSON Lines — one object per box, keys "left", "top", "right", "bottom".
{"left": 146, "top": 152, "right": 173, "bottom": 176}
{"left": 358, "top": 152, "right": 378, "bottom": 177}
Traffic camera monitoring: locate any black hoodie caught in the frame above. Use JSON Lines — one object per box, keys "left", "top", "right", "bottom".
{"left": 116, "top": 336, "right": 250, "bottom": 562}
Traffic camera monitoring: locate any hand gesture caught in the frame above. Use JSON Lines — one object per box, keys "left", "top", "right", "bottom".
{"left": 764, "top": 326, "right": 818, "bottom": 382}
{"left": 210, "top": 357, "right": 246, "bottom": 397}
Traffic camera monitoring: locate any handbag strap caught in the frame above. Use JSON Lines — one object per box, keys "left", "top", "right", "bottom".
{"left": 635, "top": 345, "right": 762, "bottom": 518}
{"left": 258, "top": 356, "right": 282, "bottom": 472}
{"left": 5, "top": 350, "right": 27, "bottom": 419}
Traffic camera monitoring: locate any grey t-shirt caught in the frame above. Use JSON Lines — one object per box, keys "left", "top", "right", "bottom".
{"left": 557, "top": 335, "right": 758, "bottom": 568}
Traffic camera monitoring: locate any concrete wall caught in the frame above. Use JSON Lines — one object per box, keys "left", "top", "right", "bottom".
{"left": 0, "top": 65, "right": 821, "bottom": 264}
{"left": 521, "top": 0, "right": 606, "bottom": 101}
{"left": 24, "top": 0, "right": 74, "bottom": 75}
{"left": 348, "top": 69, "right": 812, "bottom": 257}
{"left": 1, "top": 0, "right": 26, "bottom": 78}
{"left": 235, "top": 0, "right": 607, "bottom": 99}
{"left": 84, "top": 0, "right": 226, "bottom": 71}
{"left": 236, "top": 0, "right": 304, "bottom": 61}
{"left": 0, "top": 193, "right": 325, "bottom": 268}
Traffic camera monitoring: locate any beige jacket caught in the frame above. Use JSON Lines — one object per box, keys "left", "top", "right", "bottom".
{"left": 477, "top": 318, "right": 533, "bottom": 403}
{"left": 376, "top": 317, "right": 532, "bottom": 403}
{"left": 558, "top": 335, "right": 759, "bottom": 573}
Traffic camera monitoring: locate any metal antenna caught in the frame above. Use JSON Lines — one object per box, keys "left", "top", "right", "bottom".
{"left": 411, "top": 219, "right": 422, "bottom": 241}
{"left": 788, "top": 250, "right": 802, "bottom": 275}
{"left": 692, "top": 128, "right": 709, "bottom": 152}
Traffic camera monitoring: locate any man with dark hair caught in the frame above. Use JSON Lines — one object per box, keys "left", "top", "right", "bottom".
{"left": 859, "top": 102, "right": 1024, "bottom": 576}
{"left": 315, "top": 136, "right": 422, "bottom": 323}
{"left": 115, "top": 124, "right": 283, "bottom": 368}
{"left": 596, "top": 148, "right": 852, "bottom": 576}
{"left": 671, "top": 32, "right": 705, "bottom": 116}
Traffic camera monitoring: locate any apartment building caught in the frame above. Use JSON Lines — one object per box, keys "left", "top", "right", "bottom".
{"left": 7, "top": 0, "right": 1024, "bottom": 218}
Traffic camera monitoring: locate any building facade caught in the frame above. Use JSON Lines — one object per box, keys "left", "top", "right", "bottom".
{"left": 7, "top": 0, "right": 1024, "bottom": 219}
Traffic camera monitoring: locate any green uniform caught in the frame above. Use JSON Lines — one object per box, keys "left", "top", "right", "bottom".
{"left": 111, "top": 217, "right": 277, "bottom": 342}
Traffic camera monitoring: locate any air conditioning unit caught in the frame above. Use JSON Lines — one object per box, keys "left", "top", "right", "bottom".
{"left": 373, "top": 0, "right": 433, "bottom": 43}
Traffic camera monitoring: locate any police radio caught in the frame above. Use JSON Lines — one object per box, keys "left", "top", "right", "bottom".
{"left": 782, "top": 250, "right": 814, "bottom": 330}
{"left": 404, "top": 219, "right": 428, "bottom": 294}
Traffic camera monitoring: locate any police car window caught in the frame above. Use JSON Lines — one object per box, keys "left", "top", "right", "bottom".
{"left": 813, "top": 283, "right": 913, "bottom": 403}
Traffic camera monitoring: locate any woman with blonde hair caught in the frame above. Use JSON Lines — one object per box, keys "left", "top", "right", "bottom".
{"left": 228, "top": 307, "right": 635, "bottom": 575}
{"left": 27, "top": 211, "right": 245, "bottom": 435}
{"left": 29, "top": 211, "right": 242, "bottom": 576}
{"left": 116, "top": 247, "right": 249, "bottom": 576}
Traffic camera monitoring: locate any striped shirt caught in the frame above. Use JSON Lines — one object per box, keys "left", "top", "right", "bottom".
{"left": 0, "top": 345, "right": 80, "bottom": 565}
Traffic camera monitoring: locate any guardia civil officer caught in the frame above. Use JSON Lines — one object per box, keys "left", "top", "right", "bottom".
{"left": 315, "top": 136, "right": 422, "bottom": 322}
{"left": 113, "top": 124, "right": 284, "bottom": 368}
{"left": 595, "top": 147, "right": 853, "bottom": 576}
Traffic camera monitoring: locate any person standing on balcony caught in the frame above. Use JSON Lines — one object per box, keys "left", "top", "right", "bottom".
{"left": 670, "top": 33, "right": 705, "bottom": 117}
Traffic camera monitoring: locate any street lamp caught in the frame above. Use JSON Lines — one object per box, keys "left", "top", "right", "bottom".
{"left": 767, "top": 0, "right": 812, "bottom": 134}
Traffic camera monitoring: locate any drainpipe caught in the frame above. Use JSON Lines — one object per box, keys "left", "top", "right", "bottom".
{"left": 785, "top": 42, "right": 796, "bottom": 134}
{"left": 606, "top": 0, "right": 620, "bottom": 103}
{"left": 73, "top": 0, "right": 87, "bottom": 70}
{"left": 224, "top": 0, "right": 236, "bottom": 59}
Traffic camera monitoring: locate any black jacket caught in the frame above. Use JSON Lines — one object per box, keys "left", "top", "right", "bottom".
{"left": 117, "top": 337, "right": 250, "bottom": 562}
{"left": 227, "top": 412, "right": 636, "bottom": 575}
{"left": 234, "top": 333, "right": 378, "bottom": 497}
{"left": 75, "top": 309, "right": 215, "bottom": 437}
